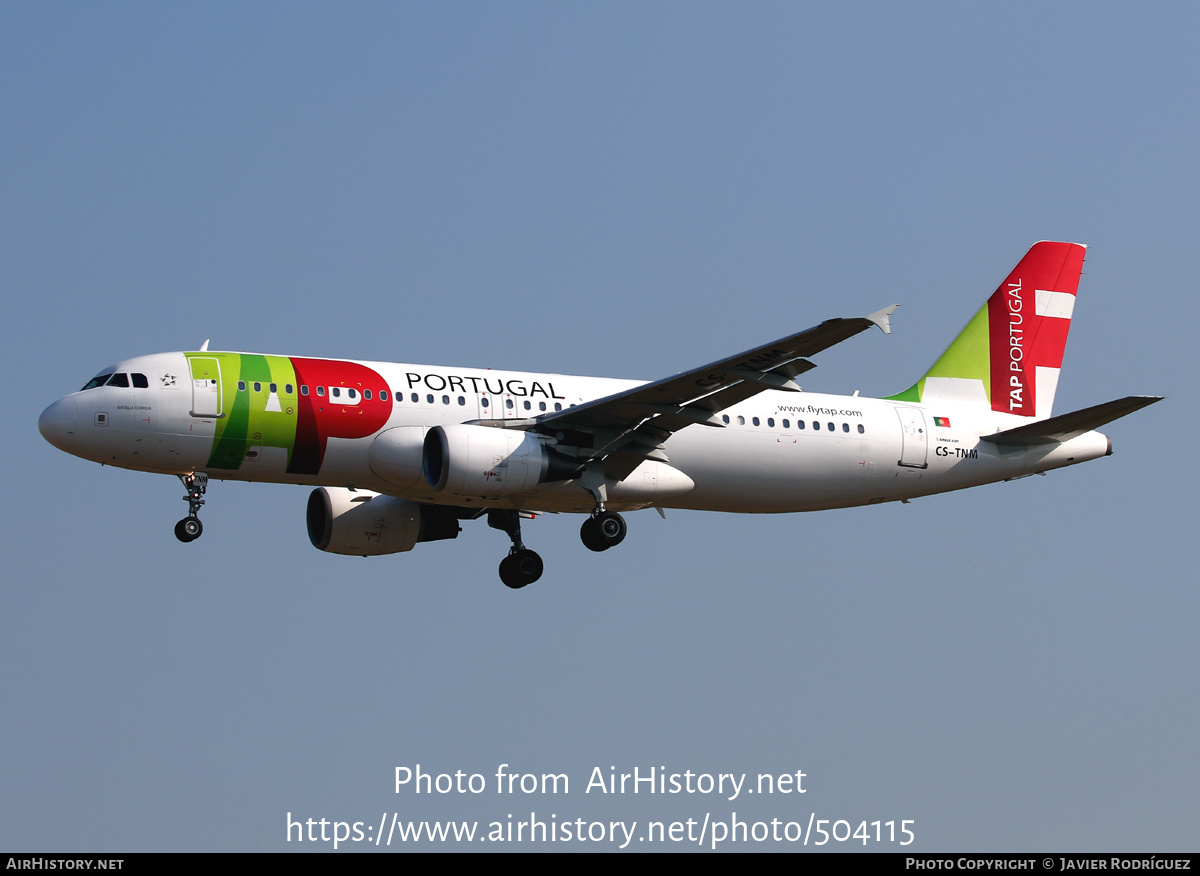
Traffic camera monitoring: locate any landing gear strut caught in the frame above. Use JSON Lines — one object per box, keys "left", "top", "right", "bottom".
{"left": 575, "top": 460, "right": 627, "bottom": 552}
{"left": 580, "top": 509, "right": 626, "bottom": 552}
{"left": 488, "top": 509, "right": 543, "bottom": 589}
{"left": 175, "top": 472, "right": 208, "bottom": 543}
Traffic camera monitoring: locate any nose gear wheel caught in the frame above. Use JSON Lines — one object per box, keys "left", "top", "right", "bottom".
{"left": 175, "top": 472, "right": 208, "bottom": 543}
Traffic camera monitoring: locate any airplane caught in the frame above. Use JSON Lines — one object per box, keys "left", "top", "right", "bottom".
{"left": 39, "top": 242, "right": 1160, "bottom": 588}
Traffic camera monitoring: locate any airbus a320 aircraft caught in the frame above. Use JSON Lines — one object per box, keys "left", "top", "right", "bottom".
{"left": 40, "top": 242, "right": 1159, "bottom": 588}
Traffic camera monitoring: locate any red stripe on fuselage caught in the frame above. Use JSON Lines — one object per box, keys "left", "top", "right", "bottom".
{"left": 287, "top": 358, "right": 393, "bottom": 475}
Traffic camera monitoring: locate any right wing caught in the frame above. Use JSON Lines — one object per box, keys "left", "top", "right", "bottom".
{"left": 527, "top": 305, "right": 898, "bottom": 479}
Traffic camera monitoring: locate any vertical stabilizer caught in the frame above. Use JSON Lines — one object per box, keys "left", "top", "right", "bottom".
{"left": 887, "top": 241, "right": 1086, "bottom": 419}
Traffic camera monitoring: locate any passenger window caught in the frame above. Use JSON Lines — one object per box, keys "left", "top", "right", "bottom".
{"left": 857, "top": 424, "right": 865, "bottom": 434}
{"left": 523, "top": 401, "right": 531, "bottom": 411}
{"left": 107, "top": 373, "right": 129, "bottom": 388}
{"left": 554, "top": 403, "right": 562, "bottom": 411}
{"left": 269, "top": 383, "right": 277, "bottom": 393}
{"left": 347, "top": 388, "right": 356, "bottom": 400}
{"left": 331, "top": 387, "right": 340, "bottom": 398}
{"left": 752, "top": 417, "right": 760, "bottom": 426}
{"left": 843, "top": 422, "right": 850, "bottom": 432}
{"left": 506, "top": 399, "right": 514, "bottom": 410}
{"left": 539, "top": 401, "right": 546, "bottom": 411}
{"left": 132, "top": 373, "right": 149, "bottom": 388}
{"left": 285, "top": 384, "right": 293, "bottom": 394}
{"left": 411, "top": 393, "right": 418, "bottom": 403}
{"left": 458, "top": 396, "right": 466, "bottom": 406}
{"left": 442, "top": 395, "right": 449, "bottom": 405}
{"left": 363, "top": 389, "right": 372, "bottom": 400}
{"left": 238, "top": 380, "right": 247, "bottom": 392}
{"left": 254, "top": 382, "right": 262, "bottom": 392}
{"left": 827, "top": 422, "right": 834, "bottom": 431}
{"left": 426, "top": 394, "right": 434, "bottom": 404}
{"left": 737, "top": 415, "right": 745, "bottom": 425}
{"left": 722, "top": 414, "right": 730, "bottom": 424}
{"left": 481, "top": 397, "right": 490, "bottom": 408}
{"left": 783, "top": 419, "right": 790, "bottom": 429}
{"left": 812, "top": 421, "right": 819, "bottom": 430}
{"left": 380, "top": 391, "right": 388, "bottom": 401}
{"left": 301, "top": 385, "right": 309, "bottom": 396}
{"left": 317, "top": 386, "right": 325, "bottom": 397}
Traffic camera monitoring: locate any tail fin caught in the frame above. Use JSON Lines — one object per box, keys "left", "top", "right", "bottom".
{"left": 886, "top": 241, "right": 1086, "bottom": 419}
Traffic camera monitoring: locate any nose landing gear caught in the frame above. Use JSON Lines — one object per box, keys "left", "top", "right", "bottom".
{"left": 174, "top": 516, "right": 203, "bottom": 542}
{"left": 175, "top": 472, "right": 208, "bottom": 543}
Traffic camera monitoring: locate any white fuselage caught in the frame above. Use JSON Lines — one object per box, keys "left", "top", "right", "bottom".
{"left": 39, "top": 350, "right": 1111, "bottom": 516}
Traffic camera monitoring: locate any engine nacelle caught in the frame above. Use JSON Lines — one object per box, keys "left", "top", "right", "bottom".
{"left": 306, "top": 487, "right": 460, "bottom": 556}
{"left": 367, "top": 425, "right": 429, "bottom": 490}
{"left": 422, "top": 424, "right": 578, "bottom": 498}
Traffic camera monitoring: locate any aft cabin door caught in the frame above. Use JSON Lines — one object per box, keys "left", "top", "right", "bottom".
{"left": 895, "top": 406, "right": 928, "bottom": 468}
{"left": 189, "top": 357, "right": 223, "bottom": 418}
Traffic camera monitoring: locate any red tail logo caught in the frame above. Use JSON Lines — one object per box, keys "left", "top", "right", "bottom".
{"left": 986, "top": 242, "right": 1085, "bottom": 417}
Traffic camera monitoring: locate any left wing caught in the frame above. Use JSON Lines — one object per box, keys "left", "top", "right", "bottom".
{"left": 525, "top": 305, "right": 898, "bottom": 479}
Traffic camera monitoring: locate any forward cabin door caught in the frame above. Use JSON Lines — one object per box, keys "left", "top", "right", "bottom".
{"left": 189, "top": 357, "right": 223, "bottom": 418}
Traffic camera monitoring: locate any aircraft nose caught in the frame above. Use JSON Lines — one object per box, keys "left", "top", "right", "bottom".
{"left": 38, "top": 397, "right": 77, "bottom": 451}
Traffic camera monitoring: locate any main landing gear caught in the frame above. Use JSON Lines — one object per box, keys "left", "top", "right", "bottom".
{"left": 580, "top": 509, "right": 627, "bottom": 552}
{"left": 575, "top": 461, "right": 627, "bottom": 553}
{"left": 489, "top": 509, "right": 543, "bottom": 589}
{"left": 174, "top": 472, "right": 208, "bottom": 543}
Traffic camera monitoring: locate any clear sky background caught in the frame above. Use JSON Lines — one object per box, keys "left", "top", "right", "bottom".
{"left": 2, "top": 2, "right": 1195, "bottom": 852}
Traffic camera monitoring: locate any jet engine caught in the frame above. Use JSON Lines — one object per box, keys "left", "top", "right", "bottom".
{"left": 422, "top": 424, "right": 579, "bottom": 498}
{"left": 306, "top": 487, "right": 460, "bottom": 556}
{"left": 367, "top": 425, "right": 428, "bottom": 490}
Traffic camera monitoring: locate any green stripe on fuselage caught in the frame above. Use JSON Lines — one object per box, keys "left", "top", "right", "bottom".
{"left": 184, "top": 352, "right": 299, "bottom": 470}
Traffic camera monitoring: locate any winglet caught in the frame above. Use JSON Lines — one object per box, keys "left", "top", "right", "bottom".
{"left": 867, "top": 304, "right": 899, "bottom": 335}
{"left": 199, "top": 339, "right": 211, "bottom": 352}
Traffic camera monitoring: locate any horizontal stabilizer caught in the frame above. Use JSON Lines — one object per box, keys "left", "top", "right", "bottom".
{"left": 980, "top": 396, "right": 1163, "bottom": 446}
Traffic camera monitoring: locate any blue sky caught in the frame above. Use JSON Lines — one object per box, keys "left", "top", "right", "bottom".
{"left": 3, "top": 3, "right": 1195, "bottom": 851}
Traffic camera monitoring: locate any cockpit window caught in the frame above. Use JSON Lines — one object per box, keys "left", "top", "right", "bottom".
{"left": 106, "top": 373, "right": 130, "bottom": 388}
{"left": 132, "top": 373, "right": 149, "bottom": 388}
{"left": 80, "top": 373, "right": 113, "bottom": 391}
